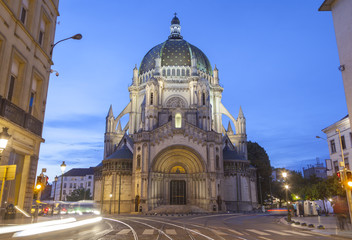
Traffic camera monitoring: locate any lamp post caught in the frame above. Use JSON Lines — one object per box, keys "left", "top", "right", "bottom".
{"left": 282, "top": 172, "right": 291, "bottom": 222}
{"left": 336, "top": 128, "right": 352, "bottom": 224}
{"left": 50, "top": 34, "right": 82, "bottom": 55}
{"left": 59, "top": 161, "right": 66, "bottom": 201}
{"left": 51, "top": 176, "right": 58, "bottom": 216}
{"left": 109, "top": 193, "right": 112, "bottom": 214}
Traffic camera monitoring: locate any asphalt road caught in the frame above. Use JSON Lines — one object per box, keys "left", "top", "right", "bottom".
{"left": 1, "top": 213, "right": 345, "bottom": 240}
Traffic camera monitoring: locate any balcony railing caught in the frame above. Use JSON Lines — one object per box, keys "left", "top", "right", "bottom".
{"left": 0, "top": 96, "right": 43, "bottom": 137}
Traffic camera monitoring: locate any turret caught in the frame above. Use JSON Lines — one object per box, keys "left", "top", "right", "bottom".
{"left": 133, "top": 64, "right": 139, "bottom": 85}
{"left": 237, "top": 106, "right": 246, "bottom": 135}
{"left": 213, "top": 65, "right": 219, "bottom": 85}
{"left": 106, "top": 105, "right": 114, "bottom": 133}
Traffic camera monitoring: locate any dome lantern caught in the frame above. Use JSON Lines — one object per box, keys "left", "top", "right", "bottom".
{"left": 169, "top": 13, "right": 182, "bottom": 39}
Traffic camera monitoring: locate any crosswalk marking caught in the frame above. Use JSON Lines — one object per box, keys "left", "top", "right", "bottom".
{"left": 142, "top": 229, "right": 154, "bottom": 235}
{"left": 283, "top": 230, "right": 312, "bottom": 236}
{"left": 265, "top": 230, "right": 290, "bottom": 236}
{"left": 246, "top": 229, "right": 270, "bottom": 236}
{"left": 226, "top": 229, "right": 244, "bottom": 236}
{"left": 165, "top": 229, "right": 177, "bottom": 235}
{"left": 117, "top": 229, "right": 131, "bottom": 235}
{"left": 258, "top": 237, "right": 272, "bottom": 240}
{"left": 211, "top": 229, "right": 228, "bottom": 236}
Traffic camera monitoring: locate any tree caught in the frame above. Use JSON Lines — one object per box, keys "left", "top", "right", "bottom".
{"left": 247, "top": 141, "right": 272, "bottom": 205}
{"left": 66, "top": 188, "right": 92, "bottom": 201}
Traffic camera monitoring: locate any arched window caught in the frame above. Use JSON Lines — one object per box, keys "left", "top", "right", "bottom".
{"left": 162, "top": 69, "right": 166, "bottom": 76}
{"left": 172, "top": 69, "right": 175, "bottom": 76}
{"left": 137, "top": 155, "right": 141, "bottom": 169}
{"left": 202, "top": 92, "right": 206, "bottom": 105}
{"left": 175, "top": 113, "right": 182, "bottom": 128}
{"left": 167, "top": 69, "right": 170, "bottom": 76}
{"left": 186, "top": 69, "right": 190, "bottom": 76}
{"left": 182, "top": 69, "right": 185, "bottom": 76}
{"left": 216, "top": 155, "right": 220, "bottom": 169}
{"left": 150, "top": 92, "right": 153, "bottom": 105}
{"left": 177, "top": 69, "right": 180, "bottom": 76}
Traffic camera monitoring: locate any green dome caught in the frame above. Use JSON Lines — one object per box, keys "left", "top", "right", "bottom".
{"left": 139, "top": 38, "right": 212, "bottom": 76}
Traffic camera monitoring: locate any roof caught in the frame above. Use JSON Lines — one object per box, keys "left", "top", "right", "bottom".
{"left": 223, "top": 146, "right": 246, "bottom": 160}
{"left": 319, "top": 0, "right": 336, "bottom": 11}
{"left": 106, "top": 144, "right": 133, "bottom": 160}
{"left": 63, "top": 167, "right": 94, "bottom": 177}
{"left": 322, "top": 114, "right": 349, "bottom": 133}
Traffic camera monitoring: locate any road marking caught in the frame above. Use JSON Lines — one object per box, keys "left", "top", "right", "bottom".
{"left": 211, "top": 229, "right": 228, "bottom": 235}
{"left": 143, "top": 229, "right": 154, "bottom": 235}
{"left": 104, "top": 218, "right": 138, "bottom": 240}
{"left": 258, "top": 237, "right": 272, "bottom": 240}
{"left": 283, "top": 230, "right": 312, "bottom": 236}
{"left": 117, "top": 229, "right": 131, "bottom": 235}
{"left": 165, "top": 229, "right": 177, "bottom": 235}
{"left": 246, "top": 229, "right": 270, "bottom": 235}
{"left": 265, "top": 230, "right": 290, "bottom": 236}
{"left": 191, "top": 229, "right": 200, "bottom": 235}
{"left": 223, "top": 228, "right": 244, "bottom": 235}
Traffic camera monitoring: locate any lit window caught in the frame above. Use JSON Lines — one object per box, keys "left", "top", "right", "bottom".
{"left": 175, "top": 113, "right": 182, "bottom": 128}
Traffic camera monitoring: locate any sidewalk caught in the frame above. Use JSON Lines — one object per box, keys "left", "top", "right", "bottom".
{"left": 287, "top": 215, "right": 352, "bottom": 239}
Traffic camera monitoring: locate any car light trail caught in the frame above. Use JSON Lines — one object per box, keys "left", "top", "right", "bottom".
{"left": 13, "top": 217, "right": 102, "bottom": 237}
{"left": 0, "top": 217, "right": 76, "bottom": 234}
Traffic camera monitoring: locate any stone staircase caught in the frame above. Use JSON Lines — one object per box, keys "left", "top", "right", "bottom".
{"left": 148, "top": 205, "right": 208, "bottom": 214}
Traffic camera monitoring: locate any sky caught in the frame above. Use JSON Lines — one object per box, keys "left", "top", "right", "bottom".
{"left": 38, "top": 0, "right": 347, "bottom": 183}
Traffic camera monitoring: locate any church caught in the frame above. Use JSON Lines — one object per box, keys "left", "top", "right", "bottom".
{"left": 94, "top": 15, "right": 258, "bottom": 213}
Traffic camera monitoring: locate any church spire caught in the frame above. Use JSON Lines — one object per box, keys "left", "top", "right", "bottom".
{"left": 227, "top": 121, "right": 233, "bottom": 134}
{"left": 107, "top": 104, "right": 114, "bottom": 117}
{"left": 169, "top": 13, "right": 182, "bottom": 39}
{"left": 238, "top": 106, "right": 244, "bottom": 118}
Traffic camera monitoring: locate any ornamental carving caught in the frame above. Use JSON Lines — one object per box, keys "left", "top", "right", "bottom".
{"left": 165, "top": 97, "right": 186, "bottom": 108}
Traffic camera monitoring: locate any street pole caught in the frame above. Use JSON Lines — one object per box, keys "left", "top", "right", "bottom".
{"left": 258, "top": 174, "right": 263, "bottom": 207}
{"left": 285, "top": 185, "right": 290, "bottom": 221}
{"left": 336, "top": 128, "right": 352, "bottom": 224}
{"left": 118, "top": 173, "right": 121, "bottom": 214}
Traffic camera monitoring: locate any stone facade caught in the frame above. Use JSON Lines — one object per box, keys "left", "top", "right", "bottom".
{"left": 94, "top": 15, "right": 257, "bottom": 213}
{"left": 322, "top": 115, "right": 352, "bottom": 176}
{"left": 0, "top": 0, "right": 59, "bottom": 214}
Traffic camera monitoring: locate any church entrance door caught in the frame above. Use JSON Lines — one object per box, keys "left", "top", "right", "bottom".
{"left": 170, "top": 180, "right": 186, "bottom": 205}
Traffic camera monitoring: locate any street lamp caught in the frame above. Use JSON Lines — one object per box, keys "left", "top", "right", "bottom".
{"left": 282, "top": 172, "right": 291, "bottom": 222}
{"left": 109, "top": 194, "right": 113, "bottom": 214}
{"left": 50, "top": 34, "right": 83, "bottom": 55}
{"left": 59, "top": 161, "right": 66, "bottom": 201}
{"left": 0, "top": 127, "right": 10, "bottom": 154}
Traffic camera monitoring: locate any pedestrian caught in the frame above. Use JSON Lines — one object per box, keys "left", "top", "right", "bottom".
{"left": 298, "top": 203, "right": 304, "bottom": 217}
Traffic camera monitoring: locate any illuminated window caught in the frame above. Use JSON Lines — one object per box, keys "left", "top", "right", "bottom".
{"left": 175, "top": 113, "right": 182, "bottom": 128}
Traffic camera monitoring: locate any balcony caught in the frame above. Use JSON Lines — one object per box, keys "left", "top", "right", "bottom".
{"left": 0, "top": 96, "right": 43, "bottom": 137}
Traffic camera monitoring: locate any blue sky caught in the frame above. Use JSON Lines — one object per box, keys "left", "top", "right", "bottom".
{"left": 38, "top": 0, "right": 347, "bottom": 182}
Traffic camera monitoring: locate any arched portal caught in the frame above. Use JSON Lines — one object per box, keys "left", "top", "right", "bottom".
{"left": 150, "top": 145, "right": 206, "bottom": 208}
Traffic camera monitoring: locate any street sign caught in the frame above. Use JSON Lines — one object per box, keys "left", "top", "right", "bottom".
{"left": 0, "top": 165, "right": 16, "bottom": 180}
